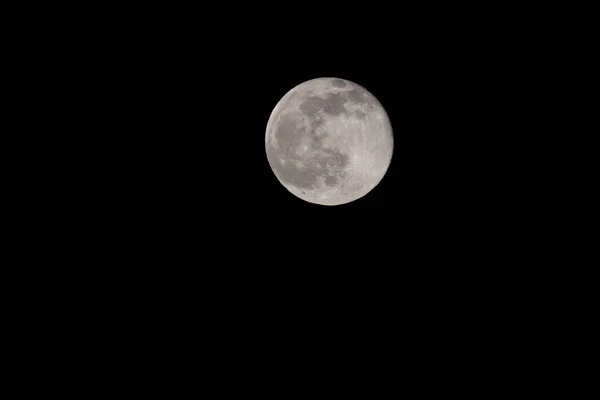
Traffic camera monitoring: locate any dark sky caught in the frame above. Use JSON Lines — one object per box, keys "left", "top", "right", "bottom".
{"left": 31, "top": 6, "right": 561, "bottom": 359}
{"left": 86, "top": 4, "right": 542, "bottom": 294}
{"left": 22, "top": 4, "right": 560, "bottom": 369}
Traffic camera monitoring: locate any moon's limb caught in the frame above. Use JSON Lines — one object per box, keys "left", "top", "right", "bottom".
{"left": 265, "top": 77, "right": 393, "bottom": 206}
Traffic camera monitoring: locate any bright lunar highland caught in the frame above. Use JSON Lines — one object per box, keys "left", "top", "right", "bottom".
{"left": 265, "top": 77, "right": 393, "bottom": 206}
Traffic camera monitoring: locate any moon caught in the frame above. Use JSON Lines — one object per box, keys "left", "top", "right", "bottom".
{"left": 265, "top": 77, "right": 393, "bottom": 206}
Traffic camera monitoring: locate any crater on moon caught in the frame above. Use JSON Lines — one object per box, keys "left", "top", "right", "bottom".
{"left": 265, "top": 77, "right": 393, "bottom": 206}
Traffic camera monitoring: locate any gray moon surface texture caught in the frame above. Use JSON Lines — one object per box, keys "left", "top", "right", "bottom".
{"left": 265, "top": 77, "right": 393, "bottom": 206}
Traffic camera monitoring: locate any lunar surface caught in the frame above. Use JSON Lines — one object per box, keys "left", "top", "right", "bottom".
{"left": 265, "top": 77, "right": 393, "bottom": 206}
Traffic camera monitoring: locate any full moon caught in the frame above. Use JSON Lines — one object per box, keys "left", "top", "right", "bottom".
{"left": 265, "top": 77, "right": 393, "bottom": 206}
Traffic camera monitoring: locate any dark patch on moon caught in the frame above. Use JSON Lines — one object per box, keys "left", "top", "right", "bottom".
{"left": 330, "top": 79, "right": 347, "bottom": 88}
{"left": 274, "top": 114, "right": 304, "bottom": 150}
{"left": 322, "top": 93, "right": 347, "bottom": 115}
{"left": 291, "top": 167, "right": 320, "bottom": 189}
{"left": 299, "top": 94, "right": 348, "bottom": 118}
{"left": 354, "top": 110, "right": 367, "bottom": 119}
{"left": 325, "top": 175, "right": 339, "bottom": 186}
{"left": 346, "top": 89, "right": 370, "bottom": 106}
{"left": 314, "top": 147, "right": 350, "bottom": 172}
{"left": 310, "top": 135, "right": 324, "bottom": 149}
{"left": 310, "top": 115, "right": 325, "bottom": 133}
{"left": 299, "top": 96, "right": 325, "bottom": 117}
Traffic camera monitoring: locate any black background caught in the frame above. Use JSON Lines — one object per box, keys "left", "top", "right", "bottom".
{"left": 13, "top": 4, "right": 569, "bottom": 379}
{"left": 61, "top": 4, "right": 550, "bottom": 306}
{"left": 96, "top": 12, "right": 526, "bottom": 248}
